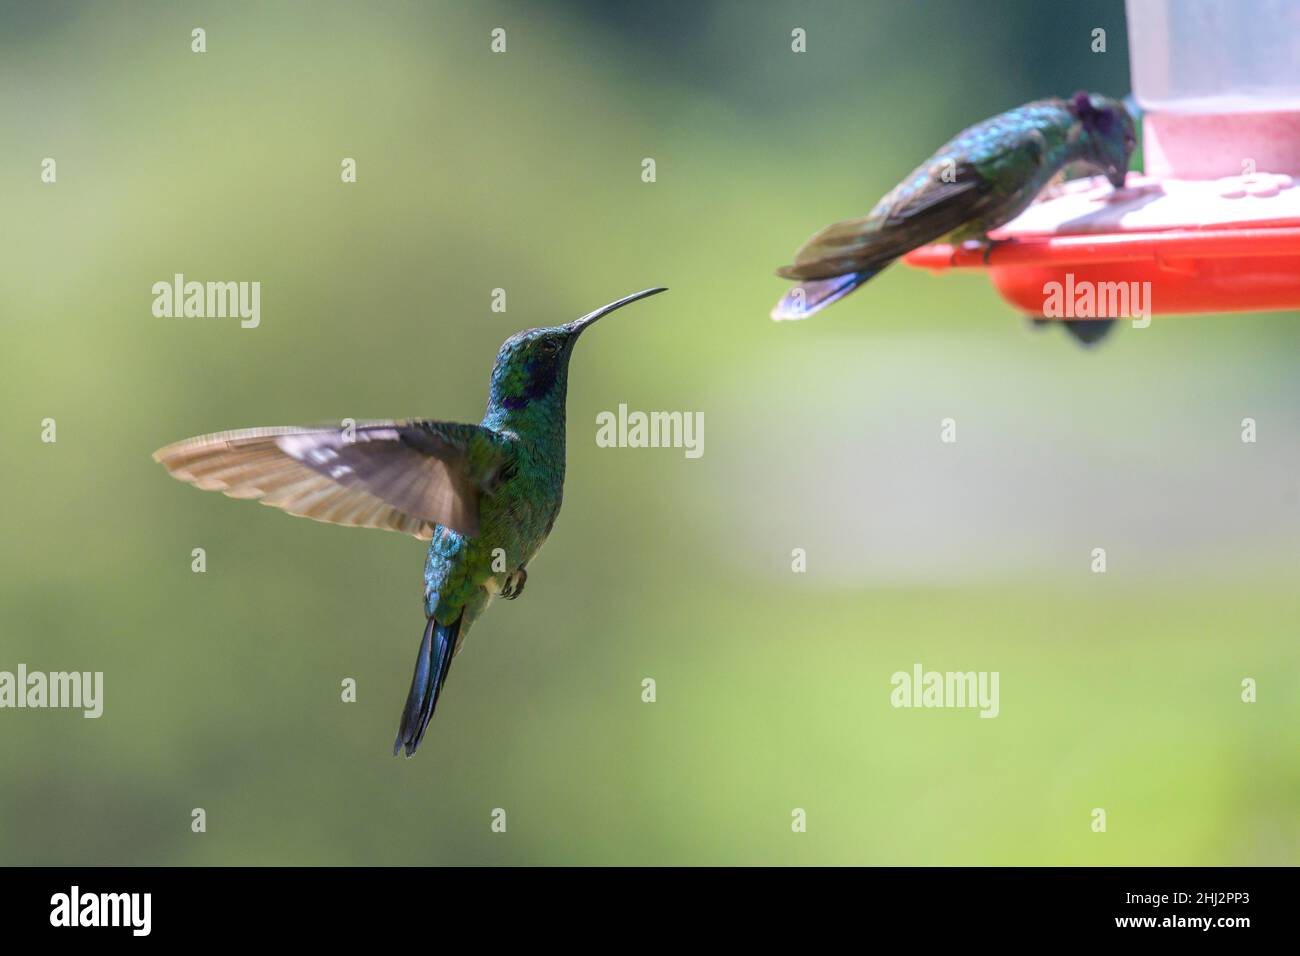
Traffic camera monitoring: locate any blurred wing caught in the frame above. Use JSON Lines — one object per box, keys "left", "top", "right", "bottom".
{"left": 152, "top": 421, "right": 512, "bottom": 539}
{"left": 777, "top": 160, "right": 999, "bottom": 281}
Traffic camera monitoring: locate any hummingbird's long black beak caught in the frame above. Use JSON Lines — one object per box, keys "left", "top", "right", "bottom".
{"left": 566, "top": 287, "right": 667, "bottom": 334}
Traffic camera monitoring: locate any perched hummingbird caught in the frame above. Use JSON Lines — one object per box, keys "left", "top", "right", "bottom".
{"left": 771, "top": 91, "right": 1136, "bottom": 324}
{"left": 153, "top": 287, "right": 667, "bottom": 757}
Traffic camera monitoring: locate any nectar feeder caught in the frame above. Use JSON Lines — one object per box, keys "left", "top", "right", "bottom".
{"left": 903, "top": 0, "right": 1300, "bottom": 321}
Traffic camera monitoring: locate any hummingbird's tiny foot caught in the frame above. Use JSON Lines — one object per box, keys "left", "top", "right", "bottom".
{"left": 980, "top": 236, "right": 1017, "bottom": 265}
{"left": 501, "top": 567, "right": 527, "bottom": 600}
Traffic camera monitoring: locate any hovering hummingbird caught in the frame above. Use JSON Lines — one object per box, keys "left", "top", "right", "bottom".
{"left": 771, "top": 91, "right": 1137, "bottom": 336}
{"left": 153, "top": 287, "right": 667, "bottom": 757}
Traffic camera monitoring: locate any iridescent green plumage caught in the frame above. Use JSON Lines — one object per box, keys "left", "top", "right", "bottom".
{"left": 772, "top": 92, "right": 1136, "bottom": 322}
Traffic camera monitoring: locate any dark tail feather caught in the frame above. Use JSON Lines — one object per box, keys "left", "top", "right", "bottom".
{"left": 771, "top": 268, "right": 882, "bottom": 321}
{"left": 1063, "top": 318, "right": 1116, "bottom": 347}
{"left": 393, "top": 616, "right": 460, "bottom": 757}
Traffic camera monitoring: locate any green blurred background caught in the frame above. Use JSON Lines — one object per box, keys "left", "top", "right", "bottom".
{"left": 2, "top": 0, "right": 1297, "bottom": 865}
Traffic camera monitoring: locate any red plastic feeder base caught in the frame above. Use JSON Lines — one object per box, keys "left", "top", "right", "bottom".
{"left": 904, "top": 226, "right": 1300, "bottom": 316}
{"left": 902, "top": 173, "right": 1300, "bottom": 318}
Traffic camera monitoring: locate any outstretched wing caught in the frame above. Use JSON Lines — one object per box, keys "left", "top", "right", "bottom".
{"left": 777, "top": 160, "right": 1001, "bottom": 281}
{"left": 152, "top": 421, "right": 513, "bottom": 539}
